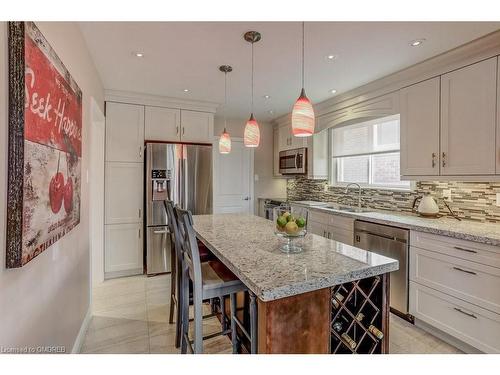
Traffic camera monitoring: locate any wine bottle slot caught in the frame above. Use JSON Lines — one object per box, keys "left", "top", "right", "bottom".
{"left": 332, "top": 292, "right": 345, "bottom": 309}
{"left": 341, "top": 333, "right": 357, "bottom": 350}
{"left": 368, "top": 324, "right": 384, "bottom": 340}
{"left": 355, "top": 312, "right": 365, "bottom": 322}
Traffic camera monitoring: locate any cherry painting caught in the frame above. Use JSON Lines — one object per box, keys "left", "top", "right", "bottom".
{"left": 6, "top": 22, "right": 82, "bottom": 268}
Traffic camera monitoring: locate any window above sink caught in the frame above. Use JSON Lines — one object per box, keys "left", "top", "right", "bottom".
{"left": 329, "top": 114, "right": 413, "bottom": 191}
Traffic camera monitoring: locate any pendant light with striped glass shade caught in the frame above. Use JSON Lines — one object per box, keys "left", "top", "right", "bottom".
{"left": 243, "top": 31, "right": 261, "bottom": 148}
{"left": 291, "top": 22, "right": 315, "bottom": 137}
{"left": 218, "top": 65, "right": 232, "bottom": 154}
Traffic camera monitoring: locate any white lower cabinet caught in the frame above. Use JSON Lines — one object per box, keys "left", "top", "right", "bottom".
{"left": 308, "top": 211, "right": 354, "bottom": 245}
{"left": 105, "top": 223, "right": 143, "bottom": 276}
{"left": 409, "top": 231, "right": 500, "bottom": 353}
{"left": 410, "top": 282, "right": 500, "bottom": 354}
{"left": 410, "top": 246, "right": 500, "bottom": 314}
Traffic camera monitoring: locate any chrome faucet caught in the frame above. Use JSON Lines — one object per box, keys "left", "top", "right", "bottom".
{"left": 344, "top": 183, "right": 362, "bottom": 210}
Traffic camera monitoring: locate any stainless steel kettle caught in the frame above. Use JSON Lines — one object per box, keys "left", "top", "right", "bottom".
{"left": 412, "top": 193, "right": 440, "bottom": 217}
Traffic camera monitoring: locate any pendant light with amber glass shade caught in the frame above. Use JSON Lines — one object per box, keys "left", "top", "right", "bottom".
{"left": 291, "top": 22, "right": 315, "bottom": 137}
{"left": 218, "top": 65, "right": 232, "bottom": 154}
{"left": 243, "top": 31, "right": 261, "bottom": 147}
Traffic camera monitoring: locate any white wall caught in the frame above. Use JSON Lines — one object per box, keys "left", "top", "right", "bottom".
{"left": 0, "top": 22, "right": 104, "bottom": 352}
{"left": 214, "top": 117, "right": 286, "bottom": 213}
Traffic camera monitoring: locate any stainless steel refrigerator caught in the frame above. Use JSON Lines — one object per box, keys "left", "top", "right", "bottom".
{"left": 145, "top": 143, "right": 213, "bottom": 275}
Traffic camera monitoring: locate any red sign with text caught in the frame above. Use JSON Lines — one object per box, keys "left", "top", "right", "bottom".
{"left": 24, "top": 35, "right": 82, "bottom": 157}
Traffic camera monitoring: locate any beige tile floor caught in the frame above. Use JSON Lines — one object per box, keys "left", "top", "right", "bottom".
{"left": 81, "top": 274, "right": 462, "bottom": 354}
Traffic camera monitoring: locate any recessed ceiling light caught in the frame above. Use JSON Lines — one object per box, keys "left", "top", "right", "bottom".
{"left": 263, "top": 95, "right": 271, "bottom": 99}
{"left": 183, "top": 89, "right": 189, "bottom": 92}
{"left": 409, "top": 39, "right": 426, "bottom": 47}
{"left": 134, "top": 52, "right": 144, "bottom": 58}
{"left": 329, "top": 89, "right": 337, "bottom": 94}
{"left": 325, "top": 54, "right": 338, "bottom": 61}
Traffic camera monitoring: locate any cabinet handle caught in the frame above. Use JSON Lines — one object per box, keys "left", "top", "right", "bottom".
{"left": 138, "top": 208, "right": 141, "bottom": 219}
{"left": 323, "top": 230, "right": 326, "bottom": 237}
{"left": 182, "top": 127, "right": 185, "bottom": 136}
{"left": 328, "top": 232, "right": 331, "bottom": 239}
{"left": 453, "top": 246, "right": 478, "bottom": 254}
{"left": 452, "top": 266, "right": 477, "bottom": 275}
{"left": 431, "top": 152, "right": 436, "bottom": 168}
{"left": 139, "top": 146, "right": 142, "bottom": 158}
{"left": 176, "top": 126, "right": 179, "bottom": 135}
{"left": 442, "top": 152, "right": 446, "bottom": 167}
{"left": 453, "top": 307, "right": 477, "bottom": 319}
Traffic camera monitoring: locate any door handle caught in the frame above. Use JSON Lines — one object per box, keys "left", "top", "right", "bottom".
{"left": 453, "top": 307, "right": 477, "bottom": 319}
{"left": 153, "top": 230, "right": 168, "bottom": 234}
{"left": 453, "top": 246, "right": 478, "bottom": 254}
{"left": 452, "top": 266, "right": 477, "bottom": 275}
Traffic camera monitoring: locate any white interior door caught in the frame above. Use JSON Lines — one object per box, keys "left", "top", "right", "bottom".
{"left": 213, "top": 138, "right": 253, "bottom": 214}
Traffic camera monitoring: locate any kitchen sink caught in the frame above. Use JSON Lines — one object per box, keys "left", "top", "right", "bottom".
{"left": 324, "top": 204, "right": 371, "bottom": 213}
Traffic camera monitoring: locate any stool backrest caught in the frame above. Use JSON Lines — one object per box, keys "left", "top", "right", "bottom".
{"left": 175, "top": 207, "right": 202, "bottom": 289}
{"left": 164, "top": 200, "right": 183, "bottom": 263}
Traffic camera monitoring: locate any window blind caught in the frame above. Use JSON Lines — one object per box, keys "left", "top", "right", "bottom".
{"left": 331, "top": 115, "right": 400, "bottom": 158}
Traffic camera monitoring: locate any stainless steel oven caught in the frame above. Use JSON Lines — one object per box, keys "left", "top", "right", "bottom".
{"left": 279, "top": 147, "right": 307, "bottom": 175}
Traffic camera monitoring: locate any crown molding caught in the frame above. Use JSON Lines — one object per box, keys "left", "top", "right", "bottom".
{"left": 104, "top": 89, "right": 219, "bottom": 113}
{"left": 274, "top": 29, "right": 500, "bottom": 126}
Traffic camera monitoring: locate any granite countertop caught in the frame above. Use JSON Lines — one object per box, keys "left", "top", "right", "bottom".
{"left": 192, "top": 214, "right": 398, "bottom": 302}
{"left": 290, "top": 201, "right": 500, "bottom": 246}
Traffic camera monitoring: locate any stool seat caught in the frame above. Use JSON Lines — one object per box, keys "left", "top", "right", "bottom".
{"left": 202, "top": 261, "right": 242, "bottom": 292}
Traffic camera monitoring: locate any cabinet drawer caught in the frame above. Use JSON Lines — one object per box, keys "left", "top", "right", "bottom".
{"left": 309, "top": 210, "right": 354, "bottom": 231}
{"left": 410, "top": 231, "right": 500, "bottom": 268}
{"left": 410, "top": 247, "right": 500, "bottom": 314}
{"left": 410, "top": 282, "right": 500, "bottom": 353}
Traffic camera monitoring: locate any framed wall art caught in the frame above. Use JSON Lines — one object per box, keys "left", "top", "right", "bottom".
{"left": 6, "top": 22, "right": 83, "bottom": 268}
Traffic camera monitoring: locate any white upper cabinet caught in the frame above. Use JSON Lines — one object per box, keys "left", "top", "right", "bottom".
{"left": 273, "top": 127, "right": 281, "bottom": 177}
{"left": 440, "top": 58, "right": 497, "bottom": 175}
{"left": 145, "top": 106, "right": 181, "bottom": 142}
{"left": 180, "top": 110, "right": 214, "bottom": 143}
{"left": 105, "top": 102, "right": 145, "bottom": 162}
{"left": 105, "top": 162, "right": 143, "bottom": 225}
{"left": 400, "top": 77, "right": 440, "bottom": 176}
{"left": 277, "top": 124, "right": 306, "bottom": 151}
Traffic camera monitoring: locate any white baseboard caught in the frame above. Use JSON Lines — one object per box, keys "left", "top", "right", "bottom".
{"left": 71, "top": 306, "right": 92, "bottom": 354}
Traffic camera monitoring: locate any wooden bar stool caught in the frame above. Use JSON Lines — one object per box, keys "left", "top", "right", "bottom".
{"left": 165, "top": 200, "right": 222, "bottom": 348}
{"left": 176, "top": 207, "right": 257, "bottom": 354}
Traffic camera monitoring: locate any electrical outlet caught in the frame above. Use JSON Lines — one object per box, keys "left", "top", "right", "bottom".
{"left": 496, "top": 193, "right": 500, "bottom": 207}
{"left": 442, "top": 189, "right": 452, "bottom": 201}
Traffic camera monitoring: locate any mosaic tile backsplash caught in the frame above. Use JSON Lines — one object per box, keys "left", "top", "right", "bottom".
{"left": 287, "top": 178, "right": 500, "bottom": 223}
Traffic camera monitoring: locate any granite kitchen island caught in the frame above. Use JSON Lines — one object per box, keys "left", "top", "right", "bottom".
{"left": 192, "top": 214, "right": 399, "bottom": 354}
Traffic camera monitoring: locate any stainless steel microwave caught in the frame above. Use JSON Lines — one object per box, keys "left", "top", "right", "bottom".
{"left": 279, "top": 147, "right": 307, "bottom": 175}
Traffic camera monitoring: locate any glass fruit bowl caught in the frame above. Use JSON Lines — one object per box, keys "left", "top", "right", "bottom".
{"left": 273, "top": 206, "right": 308, "bottom": 253}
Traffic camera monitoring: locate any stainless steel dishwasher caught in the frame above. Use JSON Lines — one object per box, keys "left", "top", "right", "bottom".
{"left": 354, "top": 220, "right": 412, "bottom": 321}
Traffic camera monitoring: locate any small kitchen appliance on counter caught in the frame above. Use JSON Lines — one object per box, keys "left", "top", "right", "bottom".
{"left": 412, "top": 193, "right": 440, "bottom": 218}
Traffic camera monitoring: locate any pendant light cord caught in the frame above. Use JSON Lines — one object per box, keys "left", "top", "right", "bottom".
{"left": 223, "top": 70, "right": 227, "bottom": 132}
{"left": 251, "top": 41, "right": 254, "bottom": 114}
{"left": 302, "top": 21, "right": 305, "bottom": 89}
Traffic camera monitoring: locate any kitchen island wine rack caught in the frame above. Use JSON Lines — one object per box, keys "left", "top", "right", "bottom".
{"left": 330, "top": 274, "right": 390, "bottom": 354}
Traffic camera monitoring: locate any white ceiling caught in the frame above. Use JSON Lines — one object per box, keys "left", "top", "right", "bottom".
{"left": 79, "top": 22, "right": 500, "bottom": 122}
